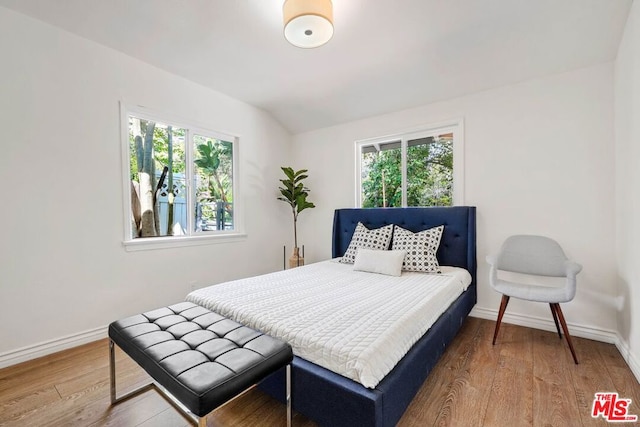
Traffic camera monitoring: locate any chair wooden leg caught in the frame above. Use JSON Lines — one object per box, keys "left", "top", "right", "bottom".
{"left": 493, "top": 295, "right": 510, "bottom": 345}
{"left": 552, "top": 303, "right": 579, "bottom": 364}
{"left": 549, "top": 303, "right": 562, "bottom": 339}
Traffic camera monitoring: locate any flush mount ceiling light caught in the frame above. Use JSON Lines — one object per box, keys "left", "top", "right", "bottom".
{"left": 283, "top": 0, "right": 334, "bottom": 48}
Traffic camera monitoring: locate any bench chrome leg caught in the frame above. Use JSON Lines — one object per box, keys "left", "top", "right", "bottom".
{"left": 109, "top": 339, "right": 202, "bottom": 426}
{"left": 109, "top": 339, "right": 155, "bottom": 405}
{"left": 286, "top": 364, "right": 292, "bottom": 427}
{"left": 109, "top": 339, "right": 116, "bottom": 404}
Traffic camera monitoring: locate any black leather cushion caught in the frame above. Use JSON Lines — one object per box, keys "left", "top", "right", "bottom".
{"left": 109, "top": 302, "right": 293, "bottom": 417}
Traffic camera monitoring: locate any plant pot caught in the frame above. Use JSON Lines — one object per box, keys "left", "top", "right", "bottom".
{"left": 289, "top": 247, "right": 304, "bottom": 269}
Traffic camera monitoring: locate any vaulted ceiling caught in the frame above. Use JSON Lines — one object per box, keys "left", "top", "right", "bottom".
{"left": 0, "top": 0, "right": 632, "bottom": 133}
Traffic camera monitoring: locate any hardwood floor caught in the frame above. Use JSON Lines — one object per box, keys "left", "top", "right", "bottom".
{"left": 1, "top": 318, "right": 638, "bottom": 426}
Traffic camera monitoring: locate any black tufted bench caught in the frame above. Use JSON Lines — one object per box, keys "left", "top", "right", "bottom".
{"left": 108, "top": 302, "right": 293, "bottom": 427}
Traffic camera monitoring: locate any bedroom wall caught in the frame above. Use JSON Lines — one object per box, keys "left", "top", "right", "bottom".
{"left": 0, "top": 7, "right": 292, "bottom": 365}
{"left": 292, "top": 62, "right": 618, "bottom": 343}
{"left": 614, "top": 0, "right": 640, "bottom": 379}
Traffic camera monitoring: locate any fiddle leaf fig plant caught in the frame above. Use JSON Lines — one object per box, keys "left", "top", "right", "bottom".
{"left": 277, "top": 166, "right": 315, "bottom": 249}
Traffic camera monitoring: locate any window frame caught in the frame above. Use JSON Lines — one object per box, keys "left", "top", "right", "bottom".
{"left": 120, "top": 103, "right": 244, "bottom": 251}
{"left": 355, "top": 118, "right": 464, "bottom": 208}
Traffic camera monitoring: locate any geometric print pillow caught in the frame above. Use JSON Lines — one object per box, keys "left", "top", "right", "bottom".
{"left": 339, "top": 222, "right": 394, "bottom": 264}
{"left": 391, "top": 225, "right": 444, "bottom": 273}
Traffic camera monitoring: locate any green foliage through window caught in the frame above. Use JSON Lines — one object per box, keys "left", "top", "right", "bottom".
{"left": 360, "top": 133, "right": 454, "bottom": 208}
{"left": 193, "top": 136, "right": 234, "bottom": 232}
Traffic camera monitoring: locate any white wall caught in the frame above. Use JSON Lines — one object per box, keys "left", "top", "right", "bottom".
{"left": 615, "top": 0, "right": 640, "bottom": 378}
{"left": 0, "top": 7, "right": 292, "bottom": 364}
{"left": 292, "top": 63, "right": 617, "bottom": 341}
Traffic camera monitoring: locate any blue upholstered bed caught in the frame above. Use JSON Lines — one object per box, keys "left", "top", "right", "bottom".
{"left": 259, "top": 206, "right": 477, "bottom": 427}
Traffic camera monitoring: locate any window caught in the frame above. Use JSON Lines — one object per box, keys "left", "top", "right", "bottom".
{"left": 121, "top": 105, "right": 240, "bottom": 248}
{"left": 356, "top": 120, "right": 463, "bottom": 207}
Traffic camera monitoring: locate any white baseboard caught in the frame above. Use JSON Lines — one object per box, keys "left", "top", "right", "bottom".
{"left": 0, "top": 326, "right": 108, "bottom": 369}
{"left": 470, "top": 306, "right": 618, "bottom": 343}
{"left": 614, "top": 334, "right": 640, "bottom": 384}
{"left": 470, "top": 306, "right": 640, "bottom": 384}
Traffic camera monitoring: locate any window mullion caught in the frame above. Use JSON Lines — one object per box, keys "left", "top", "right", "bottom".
{"left": 185, "top": 129, "right": 195, "bottom": 236}
{"left": 401, "top": 138, "right": 407, "bottom": 207}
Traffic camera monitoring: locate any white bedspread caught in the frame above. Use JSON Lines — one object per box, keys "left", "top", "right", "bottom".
{"left": 186, "top": 260, "right": 471, "bottom": 388}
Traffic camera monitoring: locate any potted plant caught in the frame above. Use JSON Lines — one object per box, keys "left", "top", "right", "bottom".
{"left": 277, "top": 166, "right": 315, "bottom": 268}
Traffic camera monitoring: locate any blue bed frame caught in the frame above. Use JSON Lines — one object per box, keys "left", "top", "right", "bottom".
{"left": 259, "top": 206, "right": 477, "bottom": 427}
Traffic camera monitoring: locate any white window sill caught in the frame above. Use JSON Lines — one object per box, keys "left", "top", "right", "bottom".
{"left": 123, "top": 232, "right": 247, "bottom": 252}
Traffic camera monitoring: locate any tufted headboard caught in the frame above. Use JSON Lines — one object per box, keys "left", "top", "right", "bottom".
{"left": 332, "top": 206, "right": 477, "bottom": 284}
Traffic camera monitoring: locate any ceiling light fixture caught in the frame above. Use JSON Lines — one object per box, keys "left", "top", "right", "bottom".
{"left": 283, "top": 0, "right": 334, "bottom": 49}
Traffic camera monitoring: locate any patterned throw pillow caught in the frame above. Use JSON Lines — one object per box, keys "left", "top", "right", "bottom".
{"left": 339, "top": 222, "right": 394, "bottom": 264}
{"left": 391, "top": 225, "right": 444, "bottom": 273}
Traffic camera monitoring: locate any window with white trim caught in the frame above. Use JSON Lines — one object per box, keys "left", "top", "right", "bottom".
{"left": 122, "top": 105, "right": 239, "bottom": 245}
{"left": 356, "top": 121, "right": 464, "bottom": 207}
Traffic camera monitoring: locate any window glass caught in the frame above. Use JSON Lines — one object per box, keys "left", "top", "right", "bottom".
{"left": 125, "top": 111, "right": 237, "bottom": 241}
{"left": 406, "top": 133, "right": 453, "bottom": 206}
{"left": 193, "top": 135, "right": 234, "bottom": 232}
{"left": 129, "top": 117, "right": 187, "bottom": 237}
{"left": 361, "top": 141, "right": 402, "bottom": 207}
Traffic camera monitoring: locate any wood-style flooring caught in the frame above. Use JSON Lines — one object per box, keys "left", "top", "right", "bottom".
{"left": 1, "top": 318, "right": 639, "bottom": 426}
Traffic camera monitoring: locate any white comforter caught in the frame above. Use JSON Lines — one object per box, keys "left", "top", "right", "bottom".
{"left": 186, "top": 260, "right": 471, "bottom": 388}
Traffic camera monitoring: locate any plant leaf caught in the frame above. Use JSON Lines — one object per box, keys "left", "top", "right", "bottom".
{"left": 281, "top": 166, "right": 295, "bottom": 180}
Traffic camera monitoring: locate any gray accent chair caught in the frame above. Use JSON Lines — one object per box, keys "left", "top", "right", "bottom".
{"left": 487, "top": 235, "right": 582, "bottom": 364}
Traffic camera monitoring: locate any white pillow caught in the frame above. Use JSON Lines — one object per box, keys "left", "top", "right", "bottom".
{"left": 339, "top": 222, "right": 394, "bottom": 264}
{"left": 353, "top": 249, "right": 406, "bottom": 276}
{"left": 391, "top": 225, "right": 444, "bottom": 273}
